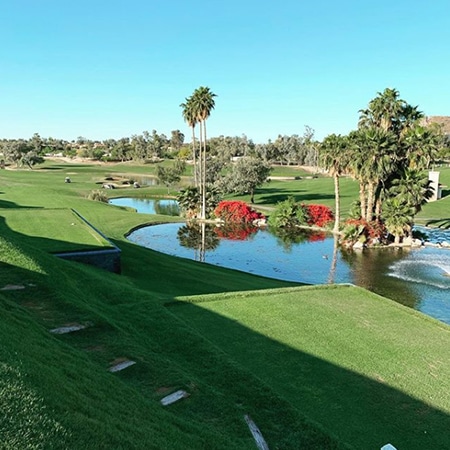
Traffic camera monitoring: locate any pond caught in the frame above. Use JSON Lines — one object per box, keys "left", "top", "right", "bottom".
{"left": 114, "top": 198, "right": 450, "bottom": 325}
{"left": 109, "top": 197, "right": 180, "bottom": 216}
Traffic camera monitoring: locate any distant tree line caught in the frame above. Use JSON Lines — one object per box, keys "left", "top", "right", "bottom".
{"left": 0, "top": 127, "right": 321, "bottom": 168}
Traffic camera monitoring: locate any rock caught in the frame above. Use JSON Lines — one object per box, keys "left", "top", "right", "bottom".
{"left": 1, "top": 284, "right": 25, "bottom": 291}
{"left": 353, "top": 241, "right": 365, "bottom": 250}
{"left": 411, "top": 238, "right": 423, "bottom": 247}
{"left": 108, "top": 359, "right": 136, "bottom": 373}
{"left": 244, "top": 415, "right": 270, "bottom": 450}
{"left": 50, "top": 323, "right": 87, "bottom": 334}
{"left": 160, "top": 390, "right": 190, "bottom": 406}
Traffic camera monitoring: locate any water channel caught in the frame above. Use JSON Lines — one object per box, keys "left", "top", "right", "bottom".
{"left": 110, "top": 198, "right": 450, "bottom": 325}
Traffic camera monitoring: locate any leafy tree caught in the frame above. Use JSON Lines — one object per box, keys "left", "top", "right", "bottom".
{"left": 169, "top": 130, "right": 185, "bottom": 154}
{"left": 208, "top": 135, "right": 254, "bottom": 162}
{"left": 156, "top": 160, "right": 186, "bottom": 193}
{"left": 111, "top": 138, "right": 132, "bottom": 162}
{"left": 0, "top": 140, "right": 43, "bottom": 168}
{"left": 30, "top": 133, "right": 44, "bottom": 154}
{"left": 219, "top": 157, "right": 271, "bottom": 203}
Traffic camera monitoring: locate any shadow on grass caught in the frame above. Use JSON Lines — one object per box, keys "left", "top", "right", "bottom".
{"left": 113, "top": 237, "right": 299, "bottom": 297}
{"left": 167, "top": 298, "right": 450, "bottom": 450}
{"left": 2, "top": 215, "right": 450, "bottom": 449}
{"left": 0, "top": 199, "right": 42, "bottom": 209}
{"left": 425, "top": 218, "right": 450, "bottom": 228}
{"left": 256, "top": 187, "right": 334, "bottom": 206}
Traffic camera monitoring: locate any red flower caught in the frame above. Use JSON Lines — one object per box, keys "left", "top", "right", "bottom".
{"left": 303, "top": 204, "right": 334, "bottom": 227}
{"left": 214, "top": 201, "right": 265, "bottom": 224}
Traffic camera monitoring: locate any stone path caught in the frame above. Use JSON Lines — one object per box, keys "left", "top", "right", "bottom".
{"left": 244, "top": 414, "right": 269, "bottom": 450}
{"left": 1, "top": 284, "right": 25, "bottom": 291}
{"left": 108, "top": 359, "right": 136, "bottom": 373}
{"left": 160, "top": 390, "right": 190, "bottom": 406}
{"left": 50, "top": 323, "right": 88, "bottom": 334}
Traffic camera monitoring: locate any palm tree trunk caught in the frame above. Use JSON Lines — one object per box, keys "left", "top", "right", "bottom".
{"left": 359, "top": 181, "right": 366, "bottom": 219}
{"left": 333, "top": 174, "right": 340, "bottom": 233}
{"left": 366, "top": 181, "right": 375, "bottom": 222}
{"left": 198, "top": 121, "right": 204, "bottom": 219}
{"left": 375, "top": 197, "right": 382, "bottom": 221}
{"left": 327, "top": 234, "right": 339, "bottom": 284}
{"left": 191, "top": 125, "right": 197, "bottom": 187}
{"left": 201, "top": 119, "right": 207, "bottom": 220}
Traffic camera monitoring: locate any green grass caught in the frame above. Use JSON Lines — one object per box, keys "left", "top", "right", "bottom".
{"left": 170, "top": 286, "right": 450, "bottom": 449}
{"left": 1, "top": 160, "right": 450, "bottom": 449}
{"left": 2, "top": 208, "right": 113, "bottom": 253}
{"left": 0, "top": 218, "right": 339, "bottom": 449}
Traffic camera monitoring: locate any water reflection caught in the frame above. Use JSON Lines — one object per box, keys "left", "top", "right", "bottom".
{"left": 341, "top": 248, "right": 421, "bottom": 309}
{"left": 109, "top": 198, "right": 179, "bottom": 216}
{"left": 178, "top": 223, "right": 220, "bottom": 262}
{"left": 127, "top": 222, "right": 450, "bottom": 324}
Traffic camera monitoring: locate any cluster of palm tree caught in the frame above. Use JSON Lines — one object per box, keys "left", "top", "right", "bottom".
{"left": 320, "top": 88, "right": 445, "bottom": 243}
{"left": 180, "top": 86, "right": 217, "bottom": 220}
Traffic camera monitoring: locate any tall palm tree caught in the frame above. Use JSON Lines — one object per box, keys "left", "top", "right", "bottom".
{"left": 190, "top": 86, "right": 217, "bottom": 219}
{"left": 349, "top": 128, "right": 397, "bottom": 221}
{"left": 358, "top": 88, "right": 404, "bottom": 133}
{"left": 180, "top": 97, "right": 199, "bottom": 187}
{"left": 320, "top": 134, "right": 349, "bottom": 233}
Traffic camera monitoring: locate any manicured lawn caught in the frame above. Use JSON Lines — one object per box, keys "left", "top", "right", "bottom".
{"left": 2, "top": 208, "right": 113, "bottom": 253}
{"left": 170, "top": 286, "right": 450, "bottom": 449}
{"left": 1, "top": 160, "right": 450, "bottom": 449}
{"left": 416, "top": 165, "right": 450, "bottom": 228}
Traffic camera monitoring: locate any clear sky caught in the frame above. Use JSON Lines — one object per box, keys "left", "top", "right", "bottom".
{"left": 1, "top": 0, "right": 449, "bottom": 143}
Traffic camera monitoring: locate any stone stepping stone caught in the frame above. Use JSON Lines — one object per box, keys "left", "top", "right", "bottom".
{"left": 108, "top": 359, "right": 136, "bottom": 373}
{"left": 244, "top": 414, "right": 269, "bottom": 450}
{"left": 160, "top": 390, "right": 190, "bottom": 406}
{"left": 1, "top": 284, "right": 25, "bottom": 291}
{"left": 50, "top": 323, "right": 87, "bottom": 334}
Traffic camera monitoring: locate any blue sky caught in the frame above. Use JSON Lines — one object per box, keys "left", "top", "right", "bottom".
{"left": 1, "top": 0, "right": 449, "bottom": 143}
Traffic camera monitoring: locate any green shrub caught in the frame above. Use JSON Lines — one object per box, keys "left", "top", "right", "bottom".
{"left": 268, "top": 197, "right": 308, "bottom": 228}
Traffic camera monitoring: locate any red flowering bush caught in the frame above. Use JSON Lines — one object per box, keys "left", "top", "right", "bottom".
{"left": 304, "top": 204, "right": 334, "bottom": 227}
{"left": 214, "top": 201, "right": 265, "bottom": 224}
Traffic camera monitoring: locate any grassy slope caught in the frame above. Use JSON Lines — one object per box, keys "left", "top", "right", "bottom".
{"left": 170, "top": 287, "right": 450, "bottom": 449}
{"left": 1, "top": 162, "right": 450, "bottom": 449}
{"left": 0, "top": 220, "right": 342, "bottom": 449}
